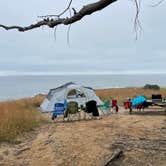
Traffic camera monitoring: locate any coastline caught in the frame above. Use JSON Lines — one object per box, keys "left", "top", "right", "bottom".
{"left": 0, "top": 74, "right": 166, "bottom": 101}
{"left": 0, "top": 87, "right": 166, "bottom": 165}
{"left": 0, "top": 87, "right": 166, "bottom": 104}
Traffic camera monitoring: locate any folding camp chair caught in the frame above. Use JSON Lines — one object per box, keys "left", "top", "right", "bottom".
{"left": 65, "top": 101, "right": 80, "bottom": 121}
{"left": 111, "top": 99, "right": 119, "bottom": 113}
{"left": 100, "top": 99, "right": 111, "bottom": 114}
{"left": 85, "top": 100, "right": 99, "bottom": 119}
{"left": 51, "top": 103, "right": 66, "bottom": 121}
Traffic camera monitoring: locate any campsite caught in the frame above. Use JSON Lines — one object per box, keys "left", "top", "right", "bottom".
{"left": 0, "top": 86, "right": 166, "bottom": 166}
{"left": 0, "top": 1, "right": 166, "bottom": 165}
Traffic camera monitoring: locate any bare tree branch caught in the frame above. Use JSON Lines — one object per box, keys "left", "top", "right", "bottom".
{"left": 56, "top": 0, "right": 73, "bottom": 17}
{"left": 0, "top": 0, "right": 117, "bottom": 32}
{"left": 38, "top": 0, "right": 73, "bottom": 18}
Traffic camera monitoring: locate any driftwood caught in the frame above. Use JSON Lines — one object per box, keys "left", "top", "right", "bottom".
{"left": 104, "top": 148, "right": 123, "bottom": 166}
{"left": 14, "top": 146, "right": 30, "bottom": 156}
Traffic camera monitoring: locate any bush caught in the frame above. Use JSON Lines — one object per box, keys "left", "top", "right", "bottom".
{"left": 143, "top": 84, "right": 160, "bottom": 90}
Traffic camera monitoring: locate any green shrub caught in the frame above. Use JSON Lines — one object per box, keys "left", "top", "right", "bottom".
{"left": 143, "top": 84, "right": 160, "bottom": 90}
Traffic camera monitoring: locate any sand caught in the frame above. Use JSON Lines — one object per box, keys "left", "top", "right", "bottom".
{"left": 0, "top": 107, "right": 166, "bottom": 166}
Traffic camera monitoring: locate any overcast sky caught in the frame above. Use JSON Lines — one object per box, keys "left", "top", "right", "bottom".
{"left": 0, "top": 0, "right": 166, "bottom": 75}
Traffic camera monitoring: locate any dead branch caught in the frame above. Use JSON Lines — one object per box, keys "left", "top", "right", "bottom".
{"left": 104, "top": 149, "right": 123, "bottom": 166}
{"left": 38, "top": 0, "right": 73, "bottom": 18}
{"left": 0, "top": 0, "right": 117, "bottom": 32}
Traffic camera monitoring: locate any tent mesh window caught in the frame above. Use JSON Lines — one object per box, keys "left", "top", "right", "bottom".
{"left": 67, "top": 89, "right": 86, "bottom": 99}
{"left": 68, "top": 89, "right": 77, "bottom": 95}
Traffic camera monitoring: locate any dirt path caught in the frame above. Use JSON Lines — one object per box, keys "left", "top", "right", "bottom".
{"left": 0, "top": 109, "right": 166, "bottom": 166}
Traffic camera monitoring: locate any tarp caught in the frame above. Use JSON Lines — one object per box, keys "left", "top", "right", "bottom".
{"left": 132, "top": 95, "right": 146, "bottom": 107}
{"left": 40, "top": 82, "right": 103, "bottom": 113}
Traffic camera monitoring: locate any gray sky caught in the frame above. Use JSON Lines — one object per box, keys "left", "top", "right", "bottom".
{"left": 0, "top": 0, "right": 166, "bottom": 75}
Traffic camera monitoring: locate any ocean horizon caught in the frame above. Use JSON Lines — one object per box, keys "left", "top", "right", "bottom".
{"left": 0, "top": 74, "right": 166, "bottom": 101}
{"left": 1, "top": 70, "right": 166, "bottom": 76}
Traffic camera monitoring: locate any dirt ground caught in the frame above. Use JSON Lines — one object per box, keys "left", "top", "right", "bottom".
{"left": 0, "top": 108, "right": 166, "bottom": 166}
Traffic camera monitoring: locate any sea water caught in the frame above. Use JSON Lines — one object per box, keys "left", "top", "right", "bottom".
{"left": 0, "top": 74, "right": 166, "bottom": 101}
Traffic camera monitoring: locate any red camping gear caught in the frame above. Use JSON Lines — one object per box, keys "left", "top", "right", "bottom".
{"left": 111, "top": 99, "right": 119, "bottom": 113}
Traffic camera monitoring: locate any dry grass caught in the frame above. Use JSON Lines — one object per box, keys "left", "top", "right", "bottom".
{"left": 96, "top": 88, "right": 166, "bottom": 105}
{"left": 0, "top": 96, "right": 45, "bottom": 143}
{"left": 1, "top": 87, "right": 166, "bottom": 143}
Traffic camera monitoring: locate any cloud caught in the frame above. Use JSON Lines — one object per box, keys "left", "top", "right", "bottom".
{"left": 0, "top": 0, "right": 166, "bottom": 75}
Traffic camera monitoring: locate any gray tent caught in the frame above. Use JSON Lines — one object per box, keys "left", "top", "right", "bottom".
{"left": 40, "top": 82, "right": 103, "bottom": 113}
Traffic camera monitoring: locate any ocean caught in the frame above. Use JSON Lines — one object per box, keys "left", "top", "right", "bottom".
{"left": 0, "top": 74, "right": 166, "bottom": 101}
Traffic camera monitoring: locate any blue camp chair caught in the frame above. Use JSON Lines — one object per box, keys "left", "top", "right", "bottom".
{"left": 51, "top": 102, "right": 66, "bottom": 120}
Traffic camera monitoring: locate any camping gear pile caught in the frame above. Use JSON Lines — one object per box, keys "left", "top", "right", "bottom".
{"left": 124, "top": 96, "right": 147, "bottom": 113}
{"left": 124, "top": 94, "right": 166, "bottom": 114}
{"left": 132, "top": 95, "right": 147, "bottom": 108}
{"left": 40, "top": 82, "right": 103, "bottom": 120}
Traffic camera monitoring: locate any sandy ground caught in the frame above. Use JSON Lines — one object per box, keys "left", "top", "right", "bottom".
{"left": 0, "top": 108, "right": 166, "bottom": 166}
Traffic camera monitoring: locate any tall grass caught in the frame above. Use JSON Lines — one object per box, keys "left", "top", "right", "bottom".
{"left": 1, "top": 88, "right": 165, "bottom": 142}
{"left": 0, "top": 96, "right": 45, "bottom": 143}
{"left": 96, "top": 88, "right": 166, "bottom": 105}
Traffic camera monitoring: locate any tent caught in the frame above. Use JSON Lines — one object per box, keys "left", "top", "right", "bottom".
{"left": 40, "top": 82, "right": 103, "bottom": 113}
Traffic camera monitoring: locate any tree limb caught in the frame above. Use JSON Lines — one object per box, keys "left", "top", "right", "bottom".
{"left": 0, "top": 0, "right": 117, "bottom": 32}
{"left": 38, "top": 0, "right": 73, "bottom": 18}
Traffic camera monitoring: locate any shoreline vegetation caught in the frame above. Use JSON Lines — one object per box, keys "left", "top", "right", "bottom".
{"left": 0, "top": 96, "right": 46, "bottom": 143}
{"left": 0, "top": 87, "right": 166, "bottom": 143}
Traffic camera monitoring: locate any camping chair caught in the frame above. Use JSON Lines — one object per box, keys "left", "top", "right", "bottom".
{"left": 65, "top": 101, "right": 80, "bottom": 121}
{"left": 111, "top": 99, "right": 119, "bottom": 113}
{"left": 51, "top": 103, "right": 66, "bottom": 121}
{"left": 100, "top": 99, "right": 111, "bottom": 114}
{"left": 85, "top": 100, "right": 99, "bottom": 119}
